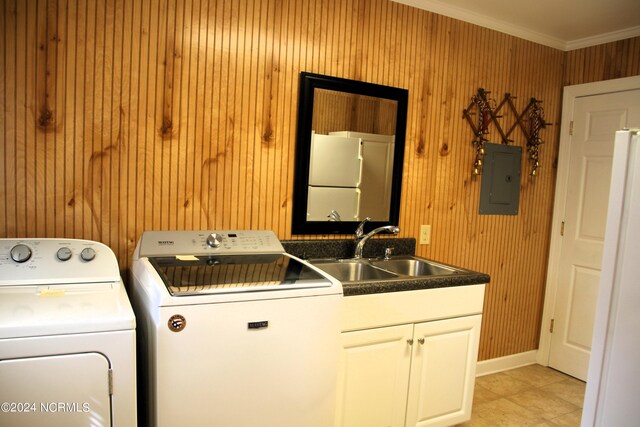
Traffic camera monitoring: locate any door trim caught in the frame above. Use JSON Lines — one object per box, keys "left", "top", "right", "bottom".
{"left": 537, "top": 75, "right": 640, "bottom": 367}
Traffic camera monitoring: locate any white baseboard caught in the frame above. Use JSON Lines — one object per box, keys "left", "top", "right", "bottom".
{"left": 476, "top": 350, "right": 539, "bottom": 377}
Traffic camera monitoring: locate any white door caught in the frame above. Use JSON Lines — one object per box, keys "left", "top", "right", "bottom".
{"left": 0, "top": 353, "right": 112, "bottom": 427}
{"left": 548, "top": 88, "right": 640, "bottom": 380}
{"left": 405, "top": 315, "right": 481, "bottom": 427}
{"left": 334, "top": 324, "right": 413, "bottom": 427}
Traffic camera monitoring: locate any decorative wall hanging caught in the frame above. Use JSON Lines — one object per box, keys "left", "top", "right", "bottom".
{"left": 463, "top": 88, "right": 550, "bottom": 177}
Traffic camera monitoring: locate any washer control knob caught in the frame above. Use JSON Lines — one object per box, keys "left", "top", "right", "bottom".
{"left": 206, "top": 233, "right": 223, "bottom": 248}
{"left": 57, "top": 247, "right": 72, "bottom": 261}
{"left": 10, "top": 244, "right": 32, "bottom": 263}
{"left": 80, "top": 247, "right": 96, "bottom": 262}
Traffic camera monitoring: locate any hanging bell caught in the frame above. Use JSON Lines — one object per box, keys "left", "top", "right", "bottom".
{"left": 531, "top": 161, "right": 540, "bottom": 176}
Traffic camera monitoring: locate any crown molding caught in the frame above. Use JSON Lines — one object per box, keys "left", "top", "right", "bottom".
{"left": 394, "top": 0, "right": 640, "bottom": 51}
{"left": 566, "top": 25, "right": 640, "bottom": 51}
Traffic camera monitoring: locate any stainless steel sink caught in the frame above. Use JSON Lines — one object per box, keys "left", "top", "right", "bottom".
{"left": 370, "top": 257, "right": 457, "bottom": 277}
{"left": 310, "top": 256, "right": 460, "bottom": 283}
{"left": 312, "top": 260, "right": 398, "bottom": 283}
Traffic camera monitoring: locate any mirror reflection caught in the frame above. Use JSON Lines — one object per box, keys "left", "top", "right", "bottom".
{"left": 309, "top": 89, "right": 397, "bottom": 222}
{"left": 292, "top": 73, "right": 408, "bottom": 235}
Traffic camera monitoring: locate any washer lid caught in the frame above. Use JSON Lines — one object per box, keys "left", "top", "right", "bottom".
{"left": 149, "top": 254, "right": 332, "bottom": 296}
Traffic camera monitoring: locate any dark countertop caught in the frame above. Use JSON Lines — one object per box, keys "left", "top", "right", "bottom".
{"left": 282, "top": 237, "right": 416, "bottom": 260}
{"left": 282, "top": 238, "right": 490, "bottom": 296}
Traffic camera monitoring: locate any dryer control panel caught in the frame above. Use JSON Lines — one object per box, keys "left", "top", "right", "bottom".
{"left": 0, "top": 239, "right": 121, "bottom": 285}
{"left": 137, "top": 230, "right": 285, "bottom": 257}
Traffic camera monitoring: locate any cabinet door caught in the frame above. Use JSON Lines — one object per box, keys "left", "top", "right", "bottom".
{"left": 405, "top": 315, "right": 482, "bottom": 427}
{"left": 335, "top": 324, "right": 414, "bottom": 427}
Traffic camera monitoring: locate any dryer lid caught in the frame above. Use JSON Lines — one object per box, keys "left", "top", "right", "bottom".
{"left": 149, "top": 254, "right": 332, "bottom": 296}
{"left": 0, "top": 281, "right": 135, "bottom": 339}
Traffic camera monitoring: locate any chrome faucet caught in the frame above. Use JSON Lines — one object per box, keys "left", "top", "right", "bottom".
{"left": 354, "top": 218, "right": 400, "bottom": 259}
{"left": 355, "top": 217, "right": 371, "bottom": 239}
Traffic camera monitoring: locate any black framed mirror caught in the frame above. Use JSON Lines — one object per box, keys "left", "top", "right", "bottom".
{"left": 292, "top": 72, "right": 408, "bottom": 235}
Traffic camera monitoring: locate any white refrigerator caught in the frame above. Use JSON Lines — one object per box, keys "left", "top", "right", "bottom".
{"left": 307, "top": 132, "right": 362, "bottom": 221}
{"left": 582, "top": 129, "right": 640, "bottom": 426}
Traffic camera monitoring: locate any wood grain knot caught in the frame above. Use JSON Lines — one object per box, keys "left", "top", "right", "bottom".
{"left": 262, "top": 122, "right": 274, "bottom": 145}
{"left": 37, "top": 108, "right": 54, "bottom": 129}
{"left": 160, "top": 118, "right": 172, "bottom": 136}
{"left": 416, "top": 137, "right": 425, "bottom": 156}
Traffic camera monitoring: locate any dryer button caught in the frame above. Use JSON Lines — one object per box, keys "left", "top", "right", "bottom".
{"left": 10, "top": 244, "right": 32, "bottom": 263}
{"left": 57, "top": 247, "right": 72, "bottom": 261}
{"left": 80, "top": 247, "right": 96, "bottom": 262}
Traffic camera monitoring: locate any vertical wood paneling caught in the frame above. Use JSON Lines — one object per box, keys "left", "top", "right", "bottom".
{"left": 1, "top": 0, "right": 11, "bottom": 236}
{"left": 1, "top": 0, "right": 639, "bottom": 360}
{"left": 565, "top": 36, "right": 640, "bottom": 85}
{"left": 23, "top": 1, "right": 36, "bottom": 238}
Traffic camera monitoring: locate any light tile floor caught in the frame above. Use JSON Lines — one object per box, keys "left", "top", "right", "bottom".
{"left": 457, "top": 364, "right": 586, "bottom": 426}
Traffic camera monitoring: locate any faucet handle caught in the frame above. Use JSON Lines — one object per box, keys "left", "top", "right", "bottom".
{"left": 327, "top": 210, "right": 341, "bottom": 222}
{"left": 384, "top": 247, "right": 394, "bottom": 260}
{"left": 355, "top": 217, "right": 371, "bottom": 238}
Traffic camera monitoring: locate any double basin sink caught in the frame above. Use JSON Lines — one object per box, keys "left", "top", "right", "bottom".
{"left": 310, "top": 255, "right": 459, "bottom": 284}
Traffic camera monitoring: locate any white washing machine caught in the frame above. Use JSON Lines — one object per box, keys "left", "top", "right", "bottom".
{"left": 0, "top": 238, "right": 136, "bottom": 427}
{"left": 130, "top": 230, "right": 343, "bottom": 427}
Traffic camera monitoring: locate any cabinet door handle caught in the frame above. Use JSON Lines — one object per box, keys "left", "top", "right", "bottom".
{"left": 407, "top": 339, "right": 414, "bottom": 345}
{"left": 418, "top": 338, "right": 425, "bottom": 345}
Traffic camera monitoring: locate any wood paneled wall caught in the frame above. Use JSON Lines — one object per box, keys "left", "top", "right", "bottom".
{"left": 313, "top": 89, "right": 398, "bottom": 135}
{"left": 565, "top": 36, "right": 640, "bottom": 86}
{"left": 1, "top": 0, "right": 638, "bottom": 360}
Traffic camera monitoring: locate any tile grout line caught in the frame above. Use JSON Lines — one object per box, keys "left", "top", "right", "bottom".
{"left": 459, "top": 364, "right": 585, "bottom": 426}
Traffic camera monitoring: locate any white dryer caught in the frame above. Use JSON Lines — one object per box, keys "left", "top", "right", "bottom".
{"left": 130, "top": 230, "right": 343, "bottom": 427}
{"left": 0, "top": 238, "right": 136, "bottom": 427}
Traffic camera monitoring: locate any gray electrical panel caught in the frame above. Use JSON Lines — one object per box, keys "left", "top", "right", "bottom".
{"left": 479, "top": 143, "right": 522, "bottom": 215}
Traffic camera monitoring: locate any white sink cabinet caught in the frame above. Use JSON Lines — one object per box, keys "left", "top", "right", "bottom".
{"left": 335, "top": 284, "right": 485, "bottom": 427}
